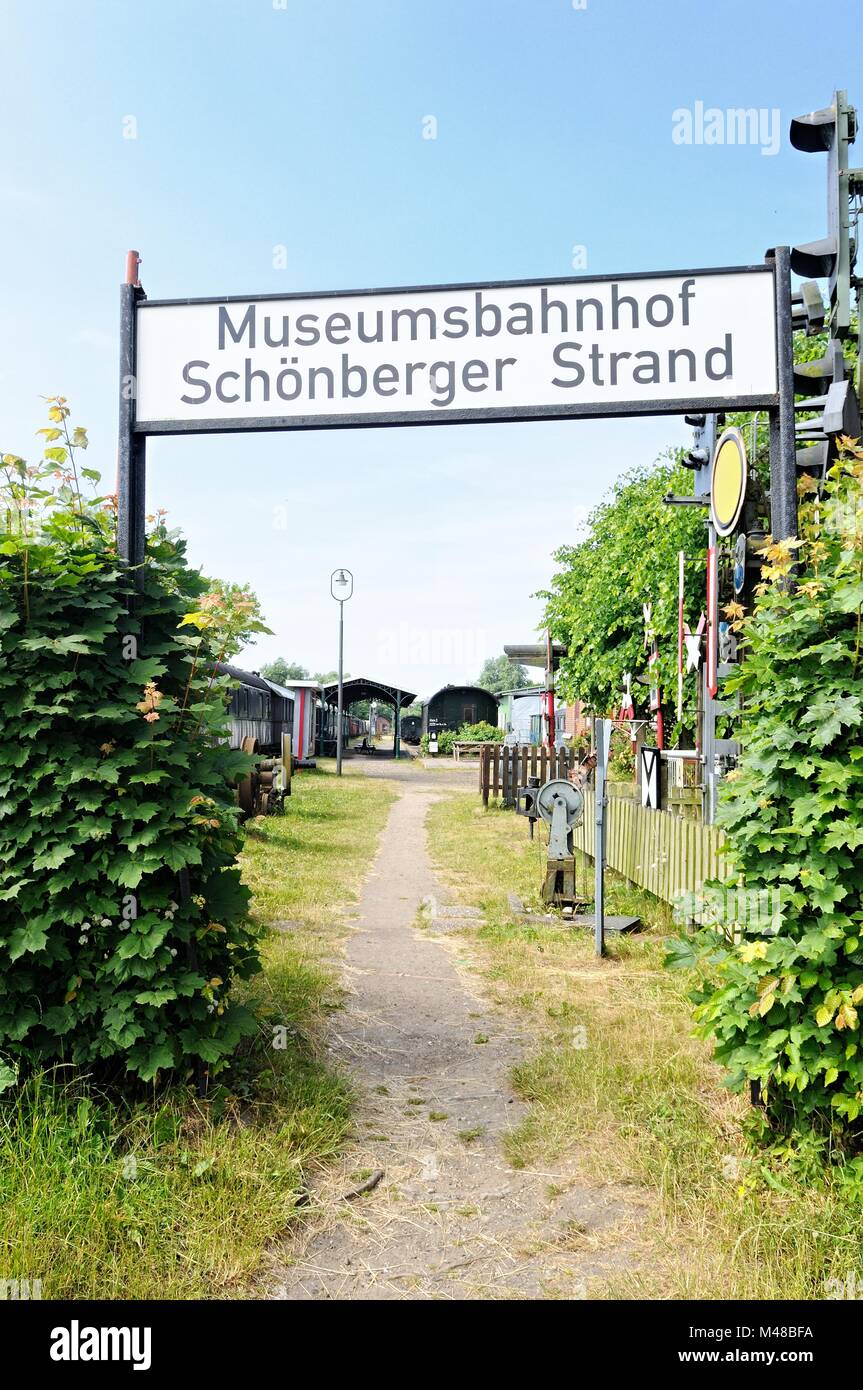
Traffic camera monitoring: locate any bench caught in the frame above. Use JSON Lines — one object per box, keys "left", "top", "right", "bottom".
{"left": 451, "top": 740, "right": 499, "bottom": 762}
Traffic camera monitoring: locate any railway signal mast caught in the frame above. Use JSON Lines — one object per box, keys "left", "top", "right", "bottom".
{"left": 789, "top": 91, "right": 863, "bottom": 478}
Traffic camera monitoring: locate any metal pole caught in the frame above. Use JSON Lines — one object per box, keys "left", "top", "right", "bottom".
{"left": 702, "top": 522, "right": 718, "bottom": 824}
{"left": 394, "top": 690, "right": 401, "bottom": 759}
{"left": 594, "top": 717, "right": 607, "bottom": 957}
{"left": 676, "top": 550, "right": 685, "bottom": 722}
{"left": 117, "top": 251, "right": 146, "bottom": 574}
{"left": 768, "top": 246, "right": 798, "bottom": 542}
{"left": 336, "top": 600, "right": 344, "bottom": 775}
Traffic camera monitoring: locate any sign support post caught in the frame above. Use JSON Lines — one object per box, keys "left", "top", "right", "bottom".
{"left": 117, "top": 251, "right": 146, "bottom": 574}
{"left": 677, "top": 550, "right": 685, "bottom": 722}
{"left": 767, "top": 246, "right": 799, "bottom": 543}
{"left": 594, "top": 716, "right": 611, "bottom": 958}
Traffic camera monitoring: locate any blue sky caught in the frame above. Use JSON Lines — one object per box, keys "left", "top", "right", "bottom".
{"left": 0, "top": 0, "right": 853, "bottom": 697}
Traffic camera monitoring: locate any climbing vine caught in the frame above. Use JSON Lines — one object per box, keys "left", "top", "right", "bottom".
{"left": 0, "top": 401, "right": 266, "bottom": 1089}
{"left": 675, "top": 440, "right": 863, "bottom": 1145}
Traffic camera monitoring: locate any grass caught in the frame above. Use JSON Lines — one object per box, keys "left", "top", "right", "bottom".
{"left": 241, "top": 766, "right": 397, "bottom": 1038}
{"left": 0, "top": 766, "right": 396, "bottom": 1300}
{"left": 426, "top": 793, "right": 863, "bottom": 1301}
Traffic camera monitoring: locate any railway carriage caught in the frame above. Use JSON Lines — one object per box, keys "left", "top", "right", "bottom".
{"left": 400, "top": 714, "right": 422, "bottom": 744}
{"left": 421, "top": 685, "right": 499, "bottom": 736}
{"left": 217, "top": 662, "right": 294, "bottom": 755}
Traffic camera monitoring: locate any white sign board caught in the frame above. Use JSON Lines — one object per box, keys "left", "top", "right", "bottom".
{"left": 640, "top": 747, "right": 662, "bottom": 810}
{"left": 134, "top": 268, "right": 778, "bottom": 433}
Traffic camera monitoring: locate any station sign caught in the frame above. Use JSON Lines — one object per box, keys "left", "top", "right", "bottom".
{"left": 133, "top": 266, "right": 779, "bottom": 435}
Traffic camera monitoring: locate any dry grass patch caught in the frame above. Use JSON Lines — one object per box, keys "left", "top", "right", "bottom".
{"left": 426, "top": 793, "right": 863, "bottom": 1300}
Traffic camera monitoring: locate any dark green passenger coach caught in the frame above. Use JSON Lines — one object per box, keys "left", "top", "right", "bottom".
{"left": 421, "top": 685, "right": 499, "bottom": 736}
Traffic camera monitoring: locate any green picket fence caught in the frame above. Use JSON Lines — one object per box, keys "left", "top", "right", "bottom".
{"left": 572, "top": 789, "right": 727, "bottom": 907}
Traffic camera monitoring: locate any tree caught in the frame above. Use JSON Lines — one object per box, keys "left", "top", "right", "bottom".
{"left": 539, "top": 455, "right": 705, "bottom": 730}
{"left": 260, "top": 657, "right": 309, "bottom": 684}
{"left": 197, "top": 580, "right": 269, "bottom": 662}
{"left": 313, "top": 669, "right": 339, "bottom": 685}
{"left": 185, "top": 579, "right": 271, "bottom": 668}
{"left": 476, "top": 654, "right": 534, "bottom": 695}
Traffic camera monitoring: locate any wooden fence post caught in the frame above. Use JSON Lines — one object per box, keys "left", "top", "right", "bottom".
{"left": 481, "top": 742, "right": 589, "bottom": 809}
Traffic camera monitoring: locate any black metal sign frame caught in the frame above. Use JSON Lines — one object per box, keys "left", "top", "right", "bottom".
{"left": 118, "top": 256, "right": 795, "bottom": 567}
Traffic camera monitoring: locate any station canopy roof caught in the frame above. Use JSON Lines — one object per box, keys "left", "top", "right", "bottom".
{"left": 321, "top": 676, "right": 417, "bottom": 708}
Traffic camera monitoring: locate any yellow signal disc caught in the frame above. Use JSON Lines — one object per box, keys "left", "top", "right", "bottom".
{"left": 710, "top": 428, "right": 747, "bottom": 537}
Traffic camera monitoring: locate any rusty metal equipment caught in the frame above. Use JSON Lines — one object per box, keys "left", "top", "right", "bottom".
{"left": 236, "top": 735, "right": 292, "bottom": 819}
{"left": 535, "top": 777, "right": 585, "bottom": 908}
{"left": 237, "top": 735, "right": 259, "bottom": 817}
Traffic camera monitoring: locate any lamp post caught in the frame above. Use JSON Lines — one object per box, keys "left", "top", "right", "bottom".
{"left": 330, "top": 568, "right": 353, "bottom": 776}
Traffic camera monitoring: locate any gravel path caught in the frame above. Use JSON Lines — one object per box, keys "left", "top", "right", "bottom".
{"left": 330, "top": 747, "right": 480, "bottom": 791}
{"left": 269, "top": 778, "right": 639, "bottom": 1300}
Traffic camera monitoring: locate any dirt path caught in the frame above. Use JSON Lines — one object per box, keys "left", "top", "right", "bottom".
{"left": 269, "top": 777, "right": 639, "bottom": 1300}
{"left": 332, "top": 746, "right": 478, "bottom": 791}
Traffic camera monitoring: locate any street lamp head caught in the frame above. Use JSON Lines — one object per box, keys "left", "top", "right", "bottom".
{"left": 330, "top": 567, "right": 354, "bottom": 602}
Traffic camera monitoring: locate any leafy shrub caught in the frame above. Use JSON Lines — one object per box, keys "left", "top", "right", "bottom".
{"left": 679, "top": 442, "right": 863, "bottom": 1144}
{"left": 421, "top": 730, "right": 454, "bottom": 755}
{"left": 608, "top": 728, "right": 636, "bottom": 781}
{"left": 459, "top": 720, "right": 503, "bottom": 743}
{"left": 0, "top": 401, "right": 265, "bottom": 1088}
{"left": 420, "top": 721, "right": 503, "bottom": 755}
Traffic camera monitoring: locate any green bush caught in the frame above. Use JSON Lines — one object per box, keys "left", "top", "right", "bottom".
{"left": 421, "top": 730, "right": 455, "bottom": 755}
{"left": 608, "top": 727, "right": 636, "bottom": 781}
{"left": 420, "top": 721, "right": 503, "bottom": 755}
{"left": 459, "top": 720, "right": 503, "bottom": 743}
{"left": 0, "top": 401, "right": 265, "bottom": 1088}
{"left": 677, "top": 442, "right": 863, "bottom": 1145}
